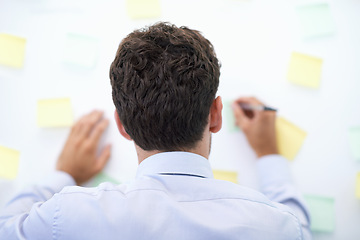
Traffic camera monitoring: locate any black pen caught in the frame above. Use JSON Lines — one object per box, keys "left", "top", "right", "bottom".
{"left": 239, "top": 103, "right": 277, "bottom": 112}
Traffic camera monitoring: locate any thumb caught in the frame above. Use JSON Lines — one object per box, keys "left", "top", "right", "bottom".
{"left": 232, "top": 102, "right": 249, "bottom": 129}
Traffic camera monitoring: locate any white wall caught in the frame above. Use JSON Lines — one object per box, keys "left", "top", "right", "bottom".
{"left": 0, "top": 0, "right": 359, "bottom": 239}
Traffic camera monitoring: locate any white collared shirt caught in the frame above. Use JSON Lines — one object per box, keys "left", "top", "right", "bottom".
{"left": 0, "top": 152, "right": 311, "bottom": 240}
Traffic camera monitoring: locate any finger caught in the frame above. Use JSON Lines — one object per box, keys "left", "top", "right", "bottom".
{"left": 236, "top": 97, "right": 264, "bottom": 106}
{"left": 71, "top": 111, "right": 96, "bottom": 135}
{"left": 94, "top": 144, "right": 111, "bottom": 173}
{"left": 78, "top": 111, "right": 104, "bottom": 138}
{"left": 89, "top": 119, "right": 109, "bottom": 145}
{"left": 261, "top": 109, "right": 277, "bottom": 121}
{"left": 231, "top": 101, "right": 249, "bottom": 128}
{"left": 70, "top": 115, "right": 87, "bottom": 135}
{"left": 235, "top": 97, "right": 266, "bottom": 119}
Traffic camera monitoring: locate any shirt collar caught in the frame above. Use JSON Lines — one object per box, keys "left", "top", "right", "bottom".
{"left": 136, "top": 151, "right": 214, "bottom": 179}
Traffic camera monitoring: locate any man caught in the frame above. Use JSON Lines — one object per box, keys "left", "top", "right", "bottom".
{"left": 0, "top": 22, "right": 311, "bottom": 239}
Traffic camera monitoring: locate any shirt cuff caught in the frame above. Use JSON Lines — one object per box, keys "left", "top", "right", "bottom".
{"left": 256, "top": 154, "right": 292, "bottom": 187}
{"left": 41, "top": 171, "right": 76, "bottom": 193}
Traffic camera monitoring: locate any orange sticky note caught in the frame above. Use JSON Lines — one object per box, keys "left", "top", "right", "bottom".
{"left": 0, "top": 145, "right": 20, "bottom": 179}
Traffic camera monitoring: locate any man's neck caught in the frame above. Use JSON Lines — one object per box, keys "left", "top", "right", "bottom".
{"left": 135, "top": 141, "right": 210, "bottom": 165}
{"left": 135, "top": 146, "right": 161, "bottom": 164}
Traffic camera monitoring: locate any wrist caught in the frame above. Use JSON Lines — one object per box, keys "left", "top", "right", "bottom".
{"left": 256, "top": 152, "right": 279, "bottom": 158}
{"left": 255, "top": 148, "right": 278, "bottom": 158}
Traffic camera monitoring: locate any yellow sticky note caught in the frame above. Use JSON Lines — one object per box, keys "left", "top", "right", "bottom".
{"left": 0, "top": 33, "right": 26, "bottom": 68}
{"left": 0, "top": 145, "right": 20, "bottom": 179}
{"left": 37, "top": 98, "right": 74, "bottom": 127}
{"left": 126, "top": 0, "right": 161, "bottom": 19}
{"left": 276, "top": 117, "right": 307, "bottom": 160}
{"left": 213, "top": 170, "right": 238, "bottom": 184}
{"left": 356, "top": 173, "right": 360, "bottom": 199}
{"left": 287, "top": 52, "right": 323, "bottom": 88}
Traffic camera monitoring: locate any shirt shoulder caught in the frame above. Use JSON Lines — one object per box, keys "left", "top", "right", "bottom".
{"left": 54, "top": 177, "right": 303, "bottom": 240}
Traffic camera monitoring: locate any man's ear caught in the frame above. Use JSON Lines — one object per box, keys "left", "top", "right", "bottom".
{"left": 114, "top": 110, "right": 132, "bottom": 141}
{"left": 209, "top": 96, "right": 222, "bottom": 133}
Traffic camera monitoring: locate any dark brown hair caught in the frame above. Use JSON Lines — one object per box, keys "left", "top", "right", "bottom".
{"left": 110, "top": 22, "right": 220, "bottom": 151}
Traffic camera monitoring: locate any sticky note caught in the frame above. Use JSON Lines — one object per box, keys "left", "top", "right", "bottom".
{"left": 297, "top": 3, "right": 335, "bottom": 39}
{"left": 63, "top": 33, "right": 99, "bottom": 68}
{"left": 356, "top": 173, "right": 360, "bottom": 199}
{"left": 304, "top": 195, "right": 335, "bottom": 232}
{"left": 126, "top": 0, "right": 161, "bottom": 19}
{"left": 276, "top": 117, "right": 307, "bottom": 160}
{"left": 37, "top": 98, "right": 74, "bottom": 127}
{"left": 224, "top": 101, "right": 240, "bottom": 133}
{"left": 0, "top": 33, "right": 26, "bottom": 68}
{"left": 0, "top": 145, "right": 20, "bottom": 179}
{"left": 287, "top": 52, "right": 323, "bottom": 89}
{"left": 92, "top": 172, "right": 120, "bottom": 187}
{"left": 348, "top": 127, "right": 360, "bottom": 160}
{"left": 213, "top": 170, "right": 238, "bottom": 184}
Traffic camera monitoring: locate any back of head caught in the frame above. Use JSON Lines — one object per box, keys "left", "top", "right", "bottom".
{"left": 110, "top": 22, "right": 220, "bottom": 151}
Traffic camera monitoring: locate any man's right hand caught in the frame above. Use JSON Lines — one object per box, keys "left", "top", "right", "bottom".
{"left": 56, "top": 110, "right": 111, "bottom": 185}
{"left": 232, "top": 97, "right": 278, "bottom": 158}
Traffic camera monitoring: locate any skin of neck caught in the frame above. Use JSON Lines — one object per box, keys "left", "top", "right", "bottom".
{"left": 134, "top": 125, "right": 212, "bottom": 164}
{"left": 115, "top": 96, "right": 222, "bottom": 165}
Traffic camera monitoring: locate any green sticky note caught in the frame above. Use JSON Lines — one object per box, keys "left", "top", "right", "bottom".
{"left": 223, "top": 101, "right": 240, "bottom": 133}
{"left": 92, "top": 172, "right": 120, "bottom": 187}
{"left": 0, "top": 145, "right": 20, "bottom": 179}
{"left": 63, "top": 33, "right": 99, "bottom": 68}
{"left": 297, "top": 3, "right": 335, "bottom": 39}
{"left": 126, "top": 0, "right": 161, "bottom": 19}
{"left": 0, "top": 33, "right": 26, "bottom": 68}
{"left": 349, "top": 127, "right": 360, "bottom": 160}
{"left": 304, "top": 195, "right": 335, "bottom": 232}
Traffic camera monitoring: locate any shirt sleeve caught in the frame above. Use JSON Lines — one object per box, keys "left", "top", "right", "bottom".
{"left": 256, "top": 154, "right": 312, "bottom": 240}
{"left": 0, "top": 171, "right": 75, "bottom": 240}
